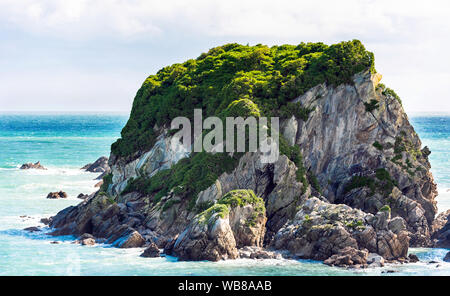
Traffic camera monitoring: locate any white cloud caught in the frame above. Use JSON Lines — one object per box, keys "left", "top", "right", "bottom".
{"left": 0, "top": 0, "right": 450, "bottom": 112}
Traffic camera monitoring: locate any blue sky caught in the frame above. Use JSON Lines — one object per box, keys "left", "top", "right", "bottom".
{"left": 1, "top": 0, "right": 449, "bottom": 114}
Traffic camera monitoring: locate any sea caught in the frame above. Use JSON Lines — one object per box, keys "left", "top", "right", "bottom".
{"left": 0, "top": 113, "right": 448, "bottom": 276}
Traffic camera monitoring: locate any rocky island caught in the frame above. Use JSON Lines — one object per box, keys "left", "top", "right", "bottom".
{"left": 47, "top": 40, "right": 447, "bottom": 267}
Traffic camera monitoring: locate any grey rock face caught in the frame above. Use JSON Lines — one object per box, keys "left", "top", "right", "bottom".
{"left": 20, "top": 161, "right": 46, "bottom": 170}
{"left": 289, "top": 71, "right": 437, "bottom": 246}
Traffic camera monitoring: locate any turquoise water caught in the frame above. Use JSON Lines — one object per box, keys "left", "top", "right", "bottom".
{"left": 0, "top": 113, "right": 448, "bottom": 276}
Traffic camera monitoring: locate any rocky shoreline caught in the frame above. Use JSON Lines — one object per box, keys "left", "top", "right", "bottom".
{"left": 38, "top": 47, "right": 449, "bottom": 268}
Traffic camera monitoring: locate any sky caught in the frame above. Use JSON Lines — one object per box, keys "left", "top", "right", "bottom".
{"left": 0, "top": 0, "right": 450, "bottom": 114}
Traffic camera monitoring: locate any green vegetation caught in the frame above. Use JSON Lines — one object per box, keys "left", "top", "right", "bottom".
{"left": 100, "top": 173, "right": 113, "bottom": 192}
{"left": 364, "top": 99, "right": 379, "bottom": 112}
{"left": 122, "top": 152, "right": 240, "bottom": 209}
{"left": 344, "top": 176, "right": 375, "bottom": 194}
{"left": 379, "top": 205, "right": 391, "bottom": 213}
{"left": 279, "top": 102, "right": 315, "bottom": 121}
{"left": 373, "top": 141, "right": 383, "bottom": 151}
{"left": 344, "top": 168, "right": 397, "bottom": 196}
{"left": 162, "top": 199, "right": 181, "bottom": 212}
{"left": 308, "top": 172, "right": 322, "bottom": 195}
{"left": 378, "top": 83, "right": 402, "bottom": 105}
{"left": 218, "top": 189, "right": 265, "bottom": 214}
{"left": 196, "top": 189, "right": 265, "bottom": 225}
{"left": 279, "top": 136, "right": 308, "bottom": 193}
{"left": 197, "top": 203, "right": 230, "bottom": 225}
{"left": 112, "top": 40, "right": 375, "bottom": 157}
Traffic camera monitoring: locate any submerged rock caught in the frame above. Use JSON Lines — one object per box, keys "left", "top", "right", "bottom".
{"left": 23, "top": 226, "right": 40, "bottom": 232}
{"left": 46, "top": 191, "right": 68, "bottom": 199}
{"left": 20, "top": 161, "right": 46, "bottom": 170}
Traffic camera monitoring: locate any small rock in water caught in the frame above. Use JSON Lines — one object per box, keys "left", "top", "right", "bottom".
{"left": 46, "top": 191, "right": 68, "bottom": 199}
{"left": 140, "top": 242, "right": 160, "bottom": 258}
{"left": 40, "top": 217, "right": 51, "bottom": 225}
{"left": 77, "top": 193, "right": 88, "bottom": 199}
{"left": 408, "top": 254, "right": 420, "bottom": 263}
{"left": 382, "top": 270, "right": 397, "bottom": 274}
{"left": 367, "top": 253, "right": 385, "bottom": 267}
{"left": 50, "top": 241, "right": 60, "bottom": 244}
{"left": 81, "top": 238, "right": 96, "bottom": 246}
{"left": 20, "top": 161, "right": 47, "bottom": 170}
{"left": 23, "top": 226, "right": 40, "bottom": 232}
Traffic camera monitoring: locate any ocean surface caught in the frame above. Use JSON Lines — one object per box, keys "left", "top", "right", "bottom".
{"left": 0, "top": 113, "right": 448, "bottom": 276}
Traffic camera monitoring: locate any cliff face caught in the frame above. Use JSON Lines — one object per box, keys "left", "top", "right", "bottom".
{"left": 289, "top": 70, "right": 437, "bottom": 246}
{"left": 49, "top": 41, "right": 438, "bottom": 265}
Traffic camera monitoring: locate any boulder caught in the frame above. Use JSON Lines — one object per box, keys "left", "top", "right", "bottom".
{"left": 112, "top": 230, "right": 145, "bottom": 248}
{"left": 166, "top": 209, "right": 238, "bottom": 261}
{"left": 20, "top": 161, "right": 46, "bottom": 170}
{"left": 140, "top": 242, "right": 160, "bottom": 258}
{"left": 77, "top": 193, "right": 88, "bottom": 199}
{"left": 81, "top": 238, "right": 96, "bottom": 246}
{"left": 408, "top": 253, "right": 420, "bottom": 263}
{"left": 367, "top": 253, "right": 385, "bottom": 267}
{"left": 47, "top": 191, "right": 68, "bottom": 199}
{"left": 324, "top": 247, "right": 369, "bottom": 268}
{"left": 81, "top": 156, "right": 110, "bottom": 173}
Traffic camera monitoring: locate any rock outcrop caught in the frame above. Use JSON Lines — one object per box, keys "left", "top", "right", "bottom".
{"left": 431, "top": 209, "right": 450, "bottom": 248}
{"left": 49, "top": 193, "right": 146, "bottom": 248}
{"left": 141, "top": 242, "right": 160, "bottom": 258}
{"left": 271, "top": 197, "right": 409, "bottom": 262}
{"left": 47, "top": 191, "right": 68, "bottom": 199}
{"left": 164, "top": 190, "right": 266, "bottom": 261}
{"left": 81, "top": 156, "right": 110, "bottom": 173}
{"left": 20, "top": 161, "right": 46, "bottom": 170}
